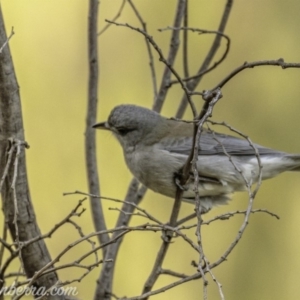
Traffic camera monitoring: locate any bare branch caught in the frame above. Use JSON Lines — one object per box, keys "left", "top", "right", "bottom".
{"left": 0, "top": 5, "right": 64, "bottom": 296}
{"left": 123, "top": 272, "right": 202, "bottom": 300}
{"left": 127, "top": 0, "right": 158, "bottom": 101}
{"left": 160, "top": 26, "right": 230, "bottom": 86}
{"left": 159, "top": 268, "right": 189, "bottom": 279}
{"left": 0, "top": 139, "right": 16, "bottom": 192}
{"left": 94, "top": 179, "right": 147, "bottom": 300}
{"left": 98, "top": 0, "right": 126, "bottom": 36}
{"left": 0, "top": 26, "right": 14, "bottom": 54}
{"left": 20, "top": 198, "right": 88, "bottom": 249}
{"left": 203, "top": 209, "right": 280, "bottom": 225}
{"left": 211, "top": 58, "right": 300, "bottom": 91}
{"left": 176, "top": 0, "right": 233, "bottom": 118}
{"left": 105, "top": 19, "right": 197, "bottom": 116}
{"left": 153, "top": 0, "right": 186, "bottom": 113}
{"left": 182, "top": 1, "right": 189, "bottom": 78}
{"left": 176, "top": 213, "right": 196, "bottom": 226}
{"left": 187, "top": 90, "right": 223, "bottom": 299}
{"left": 64, "top": 190, "right": 163, "bottom": 225}
{"left": 86, "top": 0, "right": 110, "bottom": 251}
{"left": 142, "top": 163, "right": 187, "bottom": 297}
{"left": 207, "top": 120, "right": 264, "bottom": 198}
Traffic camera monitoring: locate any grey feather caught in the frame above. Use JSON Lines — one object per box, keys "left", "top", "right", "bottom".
{"left": 162, "top": 130, "right": 286, "bottom": 156}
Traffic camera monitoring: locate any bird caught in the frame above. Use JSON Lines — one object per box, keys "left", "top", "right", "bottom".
{"left": 93, "top": 104, "right": 300, "bottom": 213}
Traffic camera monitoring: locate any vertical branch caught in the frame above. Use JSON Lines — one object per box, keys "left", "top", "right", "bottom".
{"left": 141, "top": 1, "right": 187, "bottom": 297}
{"left": 153, "top": 0, "right": 186, "bottom": 112}
{"left": 95, "top": 1, "right": 186, "bottom": 299}
{"left": 0, "top": 6, "right": 64, "bottom": 299}
{"left": 142, "top": 186, "right": 184, "bottom": 298}
{"left": 86, "top": 0, "right": 110, "bottom": 251}
{"left": 94, "top": 179, "right": 147, "bottom": 300}
{"left": 127, "top": 0, "right": 158, "bottom": 101}
{"left": 183, "top": 0, "right": 189, "bottom": 78}
{"left": 176, "top": 0, "right": 233, "bottom": 118}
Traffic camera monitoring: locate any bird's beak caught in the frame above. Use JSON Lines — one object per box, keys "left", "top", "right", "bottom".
{"left": 92, "top": 121, "right": 111, "bottom": 131}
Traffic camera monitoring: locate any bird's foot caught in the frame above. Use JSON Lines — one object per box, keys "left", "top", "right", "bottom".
{"left": 191, "top": 259, "right": 207, "bottom": 271}
{"left": 174, "top": 172, "right": 189, "bottom": 191}
{"left": 161, "top": 230, "right": 173, "bottom": 243}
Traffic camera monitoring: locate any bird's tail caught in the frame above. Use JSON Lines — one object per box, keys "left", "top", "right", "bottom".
{"left": 286, "top": 154, "right": 300, "bottom": 171}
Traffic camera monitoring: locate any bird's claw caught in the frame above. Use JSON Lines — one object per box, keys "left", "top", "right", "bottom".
{"left": 175, "top": 177, "right": 188, "bottom": 191}
{"left": 161, "top": 229, "right": 174, "bottom": 243}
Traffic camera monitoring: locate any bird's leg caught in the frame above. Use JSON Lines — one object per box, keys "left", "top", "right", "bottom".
{"left": 174, "top": 171, "right": 189, "bottom": 191}
{"left": 162, "top": 170, "right": 190, "bottom": 242}
{"left": 197, "top": 205, "right": 211, "bottom": 215}
{"left": 161, "top": 228, "right": 174, "bottom": 243}
{"left": 191, "top": 259, "right": 207, "bottom": 270}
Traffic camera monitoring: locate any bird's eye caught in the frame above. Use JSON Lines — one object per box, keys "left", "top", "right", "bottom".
{"left": 116, "top": 127, "right": 135, "bottom": 136}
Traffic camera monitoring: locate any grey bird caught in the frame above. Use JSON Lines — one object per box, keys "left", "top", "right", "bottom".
{"left": 93, "top": 104, "right": 300, "bottom": 213}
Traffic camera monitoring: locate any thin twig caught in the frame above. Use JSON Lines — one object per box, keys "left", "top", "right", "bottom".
{"left": 94, "top": 179, "right": 147, "bottom": 299}
{"left": 0, "top": 140, "right": 15, "bottom": 192}
{"left": 127, "top": 0, "right": 158, "bottom": 100}
{"left": 176, "top": 212, "right": 196, "bottom": 226}
{"left": 0, "top": 252, "right": 19, "bottom": 281}
{"left": 159, "top": 26, "right": 230, "bottom": 86}
{"left": 0, "top": 224, "right": 10, "bottom": 265}
{"left": 178, "top": 208, "right": 279, "bottom": 231}
{"left": 122, "top": 272, "right": 202, "bottom": 300}
{"left": 183, "top": 0, "right": 189, "bottom": 78}
{"left": 176, "top": 0, "right": 233, "bottom": 118}
{"left": 203, "top": 209, "right": 280, "bottom": 225}
{"left": 0, "top": 27, "right": 14, "bottom": 54}
{"left": 159, "top": 268, "right": 189, "bottom": 279}
{"left": 10, "top": 140, "right": 28, "bottom": 275}
{"left": 204, "top": 127, "right": 264, "bottom": 275}
{"left": 211, "top": 58, "right": 300, "bottom": 90}
{"left": 98, "top": 0, "right": 126, "bottom": 36}
{"left": 153, "top": 0, "right": 186, "bottom": 113}
{"left": 183, "top": 90, "right": 223, "bottom": 299}
{"left": 105, "top": 19, "right": 197, "bottom": 117}
{"left": 142, "top": 166, "right": 185, "bottom": 297}
{"left": 13, "top": 224, "right": 165, "bottom": 291}
{"left": 19, "top": 198, "right": 88, "bottom": 249}
{"left": 207, "top": 120, "right": 264, "bottom": 197}
{"left": 64, "top": 191, "right": 163, "bottom": 225}
{"left": 207, "top": 267, "right": 225, "bottom": 300}
{"left": 4, "top": 272, "right": 25, "bottom": 279}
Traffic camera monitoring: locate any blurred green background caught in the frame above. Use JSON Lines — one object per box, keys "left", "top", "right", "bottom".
{"left": 1, "top": 0, "right": 300, "bottom": 299}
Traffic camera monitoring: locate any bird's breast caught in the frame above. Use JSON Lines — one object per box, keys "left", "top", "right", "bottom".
{"left": 123, "top": 146, "right": 183, "bottom": 197}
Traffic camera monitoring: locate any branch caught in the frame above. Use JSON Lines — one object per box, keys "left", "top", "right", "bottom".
{"left": 203, "top": 209, "right": 280, "bottom": 225}
{"left": 94, "top": 179, "right": 147, "bottom": 300}
{"left": 0, "top": 26, "right": 14, "bottom": 54}
{"left": 142, "top": 185, "right": 184, "bottom": 297}
{"left": 0, "top": 6, "right": 65, "bottom": 299}
{"left": 19, "top": 198, "right": 88, "bottom": 249}
{"left": 159, "top": 26, "right": 230, "bottom": 86}
{"left": 211, "top": 58, "right": 300, "bottom": 90}
{"left": 182, "top": 0, "right": 189, "bottom": 78}
{"left": 176, "top": 0, "right": 233, "bottom": 118}
{"left": 127, "top": 0, "right": 158, "bottom": 101}
{"left": 105, "top": 19, "right": 196, "bottom": 116}
{"left": 98, "top": 0, "right": 126, "bottom": 36}
{"left": 86, "top": 0, "right": 110, "bottom": 251}
{"left": 153, "top": 0, "right": 186, "bottom": 113}
{"left": 64, "top": 191, "right": 163, "bottom": 225}
{"left": 123, "top": 272, "right": 202, "bottom": 300}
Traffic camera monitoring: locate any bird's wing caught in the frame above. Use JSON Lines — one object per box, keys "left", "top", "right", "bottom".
{"left": 162, "top": 130, "right": 284, "bottom": 156}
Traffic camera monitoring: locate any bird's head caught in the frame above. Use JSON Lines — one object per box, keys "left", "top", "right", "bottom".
{"left": 93, "top": 105, "right": 166, "bottom": 149}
